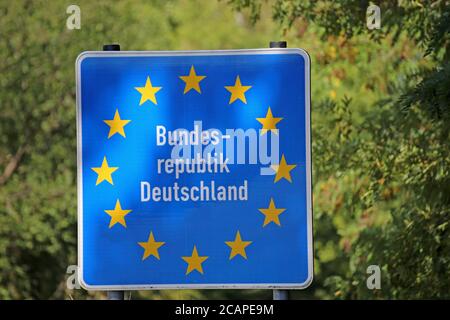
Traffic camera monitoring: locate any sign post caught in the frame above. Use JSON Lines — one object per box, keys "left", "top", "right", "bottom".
{"left": 76, "top": 46, "right": 313, "bottom": 293}
{"left": 270, "top": 40, "right": 290, "bottom": 301}
{"left": 102, "top": 43, "right": 125, "bottom": 301}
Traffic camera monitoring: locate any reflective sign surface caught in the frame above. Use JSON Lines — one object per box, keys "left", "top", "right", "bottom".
{"left": 76, "top": 49, "right": 312, "bottom": 289}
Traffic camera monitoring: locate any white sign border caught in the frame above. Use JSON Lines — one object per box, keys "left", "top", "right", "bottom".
{"left": 76, "top": 48, "right": 313, "bottom": 291}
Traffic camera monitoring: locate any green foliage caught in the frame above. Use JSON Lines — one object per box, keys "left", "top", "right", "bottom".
{"left": 399, "top": 63, "right": 450, "bottom": 119}
{"left": 230, "top": 0, "right": 450, "bottom": 299}
{"left": 0, "top": 0, "right": 278, "bottom": 300}
{"left": 1, "top": 0, "right": 449, "bottom": 299}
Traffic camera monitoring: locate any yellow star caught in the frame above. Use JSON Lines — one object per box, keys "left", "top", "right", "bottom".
{"left": 179, "top": 65, "right": 206, "bottom": 94}
{"left": 271, "top": 154, "right": 297, "bottom": 183}
{"left": 182, "top": 246, "right": 208, "bottom": 275}
{"left": 256, "top": 107, "right": 283, "bottom": 135}
{"left": 103, "top": 109, "right": 131, "bottom": 138}
{"left": 225, "top": 75, "right": 252, "bottom": 104}
{"left": 91, "top": 156, "right": 118, "bottom": 185}
{"left": 135, "top": 76, "right": 162, "bottom": 106}
{"left": 258, "top": 198, "right": 286, "bottom": 227}
{"left": 138, "top": 231, "right": 165, "bottom": 260}
{"left": 104, "top": 199, "right": 132, "bottom": 228}
{"left": 225, "top": 231, "right": 252, "bottom": 259}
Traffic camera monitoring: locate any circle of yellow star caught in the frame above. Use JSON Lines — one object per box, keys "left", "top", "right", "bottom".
{"left": 258, "top": 198, "right": 286, "bottom": 227}
{"left": 225, "top": 231, "right": 252, "bottom": 259}
{"left": 104, "top": 199, "right": 132, "bottom": 228}
{"left": 138, "top": 231, "right": 165, "bottom": 260}
{"left": 91, "top": 156, "right": 118, "bottom": 185}
{"left": 271, "top": 154, "right": 297, "bottom": 183}
{"left": 182, "top": 246, "right": 208, "bottom": 275}
{"left": 256, "top": 106, "right": 283, "bottom": 135}
{"left": 225, "top": 75, "right": 252, "bottom": 104}
{"left": 135, "top": 76, "right": 162, "bottom": 106}
{"left": 179, "top": 65, "right": 206, "bottom": 94}
{"left": 103, "top": 109, "right": 131, "bottom": 138}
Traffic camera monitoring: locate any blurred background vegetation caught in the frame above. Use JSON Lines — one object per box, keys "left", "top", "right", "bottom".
{"left": 0, "top": 0, "right": 448, "bottom": 299}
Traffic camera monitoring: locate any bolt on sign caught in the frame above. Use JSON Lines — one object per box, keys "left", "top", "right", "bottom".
{"left": 76, "top": 49, "right": 313, "bottom": 289}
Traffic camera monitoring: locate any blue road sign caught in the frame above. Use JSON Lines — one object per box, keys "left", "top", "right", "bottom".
{"left": 76, "top": 49, "right": 312, "bottom": 290}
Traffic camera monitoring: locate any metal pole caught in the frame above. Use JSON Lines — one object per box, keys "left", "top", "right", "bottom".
{"left": 103, "top": 44, "right": 121, "bottom": 51}
{"left": 103, "top": 43, "right": 125, "bottom": 301}
{"left": 273, "top": 289, "right": 289, "bottom": 300}
{"left": 269, "top": 40, "right": 289, "bottom": 301}
{"left": 107, "top": 290, "right": 125, "bottom": 300}
{"left": 269, "top": 41, "right": 287, "bottom": 49}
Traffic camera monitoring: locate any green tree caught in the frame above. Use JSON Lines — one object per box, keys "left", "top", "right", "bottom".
{"left": 0, "top": 0, "right": 277, "bottom": 299}
{"left": 1, "top": 0, "right": 448, "bottom": 300}
{"left": 229, "top": 0, "right": 450, "bottom": 299}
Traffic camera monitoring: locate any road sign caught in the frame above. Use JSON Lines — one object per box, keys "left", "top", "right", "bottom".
{"left": 76, "top": 49, "right": 312, "bottom": 290}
